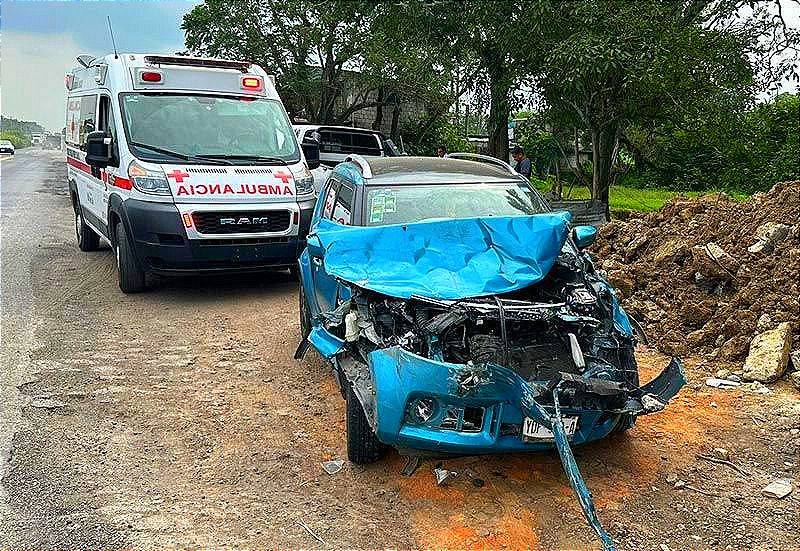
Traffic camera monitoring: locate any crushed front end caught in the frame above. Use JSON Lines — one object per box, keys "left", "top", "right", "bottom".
{"left": 307, "top": 252, "right": 685, "bottom": 456}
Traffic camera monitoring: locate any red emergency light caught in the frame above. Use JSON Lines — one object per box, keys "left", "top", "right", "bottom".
{"left": 241, "top": 76, "right": 263, "bottom": 91}
{"left": 140, "top": 71, "right": 163, "bottom": 83}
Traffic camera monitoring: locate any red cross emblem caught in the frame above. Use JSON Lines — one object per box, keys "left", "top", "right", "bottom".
{"left": 273, "top": 171, "right": 292, "bottom": 184}
{"left": 166, "top": 169, "right": 190, "bottom": 183}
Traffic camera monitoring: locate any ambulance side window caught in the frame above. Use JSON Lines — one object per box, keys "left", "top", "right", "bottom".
{"left": 98, "top": 95, "right": 119, "bottom": 167}
{"left": 78, "top": 95, "right": 97, "bottom": 150}
{"left": 321, "top": 178, "right": 340, "bottom": 220}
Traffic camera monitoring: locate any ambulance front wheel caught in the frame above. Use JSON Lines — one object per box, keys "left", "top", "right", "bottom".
{"left": 115, "top": 221, "right": 146, "bottom": 293}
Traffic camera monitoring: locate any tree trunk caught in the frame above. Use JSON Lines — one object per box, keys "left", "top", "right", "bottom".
{"left": 590, "top": 125, "right": 618, "bottom": 220}
{"left": 372, "top": 87, "right": 385, "bottom": 131}
{"left": 390, "top": 104, "right": 401, "bottom": 141}
{"left": 485, "top": 52, "right": 510, "bottom": 161}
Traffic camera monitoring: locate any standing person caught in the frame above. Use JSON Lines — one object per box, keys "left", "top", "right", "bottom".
{"left": 436, "top": 145, "right": 447, "bottom": 157}
{"left": 512, "top": 146, "right": 531, "bottom": 178}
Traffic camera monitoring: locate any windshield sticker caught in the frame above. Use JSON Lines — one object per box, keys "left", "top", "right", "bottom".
{"left": 370, "top": 202, "right": 385, "bottom": 223}
{"left": 383, "top": 193, "right": 396, "bottom": 213}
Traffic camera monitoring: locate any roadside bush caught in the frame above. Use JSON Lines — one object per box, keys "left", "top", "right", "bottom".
{"left": 401, "top": 116, "right": 475, "bottom": 156}
{"left": 0, "top": 130, "right": 30, "bottom": 149}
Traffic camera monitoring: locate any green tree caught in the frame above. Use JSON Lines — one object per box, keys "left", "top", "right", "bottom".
{"left": 530, "top": 0, "right": 797, "bottom": 210}
{"left": 183, "top": 0, "right": 450, "bottom": 131}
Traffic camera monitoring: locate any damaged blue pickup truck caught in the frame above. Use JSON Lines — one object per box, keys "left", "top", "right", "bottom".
{"left": 295, "top": 154, "right": 685, "bottom": 548}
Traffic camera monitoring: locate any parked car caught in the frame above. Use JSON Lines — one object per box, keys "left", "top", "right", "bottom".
{"left": 0, "top": 140, "right": 15, "bottom": 155}
{"left": 296, "top": 154, "right": 685, "bottom": 465}
{"left": 292, "top": 125, "right": 401, "bottom": 193}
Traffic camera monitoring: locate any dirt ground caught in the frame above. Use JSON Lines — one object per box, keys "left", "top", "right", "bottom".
{"left": 1, "top": 152, "right": 798, "bottom": 549}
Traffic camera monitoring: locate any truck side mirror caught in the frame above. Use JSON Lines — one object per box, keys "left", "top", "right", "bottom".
{"left": 572, "top": 225, "right": 598, "bottom": 249}
{"left": 306, "top": 233, "right": 325, "bottom": 257}
{"left": 302, "top": 135, "right": 321, "bottom": 170}
{"left": 85, "top": 131, "right": 112, "bottom": 169}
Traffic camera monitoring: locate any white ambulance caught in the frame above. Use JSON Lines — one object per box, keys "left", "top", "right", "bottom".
{"left": 65, "top": 53, "right": 321, "bottom": 292}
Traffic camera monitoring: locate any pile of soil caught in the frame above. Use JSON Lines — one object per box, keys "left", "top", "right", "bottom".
{"left": 593, "top": 181, "right": 800, "bottom": 367}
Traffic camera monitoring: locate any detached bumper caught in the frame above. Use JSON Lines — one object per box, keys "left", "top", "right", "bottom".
{"left": 367, "top": 347, "right": 685, "bottom": 454}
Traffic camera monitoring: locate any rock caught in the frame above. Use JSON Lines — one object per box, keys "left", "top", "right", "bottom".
{"left": 761, "top": 478, "right": 793, "bottom": 499}
{"left": 321, "top": 460, "right": 344, "bottom": 475}
{"left": 743, "top": 322, "right": 792, "bottom": 383}
{"left": 608, "top": 272, "right": 634, "bottom": 298}
{"left": 789, "top": 371, "right": 800, "bottom": 391}
{"left": 705, "top": 377, "right": 740, "bottom": 389}
{"left": 726, "top": 374, "right": 742, "bottom": 383}
{"left": 756, "top": 222, "right": 791, "bottom": 245}
{"left": 719, "top": 336, "right": 751, "bottom": 360}
{"left": 666, "top": 473, "right": 678, "bottom": 484}
{"left": 653, "top": 239, "right": 688, "bottom": 264}
{"left": 756, "top": 313, "right": 773, "bottom": 332}
{"left": 715, "top": 369, "right": 731, "bottom": 379}
{"left": 791, "top": 350, "right": 800, "bottom": 371}
{"left": 674, "top": 480, "right": 686, "bottom": 489}
{"left": 713, "top": 448, "right": 731, "bottom": 461}
{"left": 748, "top": 241, "right": 771, "bottom": 254}
{"left": 691, "top": 242, "right": 737, "bottom": 280}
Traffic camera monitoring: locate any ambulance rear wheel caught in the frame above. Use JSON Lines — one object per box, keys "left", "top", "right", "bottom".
{"left": 74, "top": 203, "right": 100, "bottom": 252}
{"left": 115, "top": 222, "right": 146, "bottom": 294}
{"left": 346, "top": 383, "right": 382, "bottom": 464}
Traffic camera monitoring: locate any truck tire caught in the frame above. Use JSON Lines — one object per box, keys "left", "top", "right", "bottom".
{"left": 346, "top": 383, "right": 382, "bottom": 464}
{"left": 74, "top": 203, "right": 100, "bottom": 251}
{"left": 115, "top": 221, "right": 146, "bottom": 293}
{"left": 299, "top": 283, "right": 312, "bottom": 340}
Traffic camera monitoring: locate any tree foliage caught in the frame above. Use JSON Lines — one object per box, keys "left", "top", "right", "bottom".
{"left": 182, "top": 0, "right": 450, "bottom": 131}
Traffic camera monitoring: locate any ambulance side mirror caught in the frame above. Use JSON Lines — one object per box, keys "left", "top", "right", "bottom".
{"left": 85, "top": 131, "right": 112, "bottom": 169}
{"left": 302, "top": 135, "right": 321, "bottom": 170}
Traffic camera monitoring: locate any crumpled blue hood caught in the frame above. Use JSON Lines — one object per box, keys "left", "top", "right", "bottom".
{"left": 314, "top": 212, "right": 572, "bottom": 300}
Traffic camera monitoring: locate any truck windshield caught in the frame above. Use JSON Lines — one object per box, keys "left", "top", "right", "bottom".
{"left": 120, "top": 93, "right": 299, "bottom": 164}
{"left": 364, "top": 182, "right": 547, "bottom": 226}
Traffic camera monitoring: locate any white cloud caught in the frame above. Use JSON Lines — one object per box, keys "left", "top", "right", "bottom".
{"left": 1, "top": 31, "right": 83, "bottom": 132}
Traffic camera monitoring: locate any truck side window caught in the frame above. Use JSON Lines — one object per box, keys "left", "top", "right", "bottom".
{"left": 332, "top": 183, "right": 354, "bottom": 225}
{"left": 321, "top": 178, "right": 340, "bottom": 220}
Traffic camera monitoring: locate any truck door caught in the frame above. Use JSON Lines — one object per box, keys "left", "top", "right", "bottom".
{"left": 311, "top": 176, "right": 354, "bottom": 312}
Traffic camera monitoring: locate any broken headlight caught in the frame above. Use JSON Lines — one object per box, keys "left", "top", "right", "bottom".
{"left": 407, "top": 397, "right": 438, "bottom": 424}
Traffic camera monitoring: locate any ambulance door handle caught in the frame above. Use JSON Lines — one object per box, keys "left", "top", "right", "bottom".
{"left": 311, "top": 257, "right": 323, "bottom": 267}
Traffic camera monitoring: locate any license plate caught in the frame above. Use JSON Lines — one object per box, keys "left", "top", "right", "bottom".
{"left": 522, "top": 416, "right": 578, "bottom": 440}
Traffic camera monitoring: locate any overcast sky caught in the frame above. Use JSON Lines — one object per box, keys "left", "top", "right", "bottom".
{"left": 1, "top": 0, "right": 799, "bottom": 132}
{"left": 1, "top": 1, "right": 200, "bottom": 131}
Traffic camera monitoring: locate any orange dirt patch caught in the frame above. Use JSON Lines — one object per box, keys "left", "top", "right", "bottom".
{"left": 414, "top": 509, "right": 540, "bottom": 550}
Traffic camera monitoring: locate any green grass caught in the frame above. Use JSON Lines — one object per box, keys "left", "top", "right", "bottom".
{"left": 532, "top": 182, "right": 748, "bottom": 213}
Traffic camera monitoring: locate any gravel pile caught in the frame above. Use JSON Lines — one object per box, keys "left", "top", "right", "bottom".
{"left": 593, "top": 181, "right": 800, "bottom": 366}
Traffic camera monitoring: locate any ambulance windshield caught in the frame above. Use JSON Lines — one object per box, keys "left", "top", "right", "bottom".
{"left": 120, "top": 93, "right": 299, "bottom": 164}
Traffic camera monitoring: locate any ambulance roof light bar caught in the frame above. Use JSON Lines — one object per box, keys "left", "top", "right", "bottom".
{"left": 143, "top": 55, "right": 251, "bottom": 73}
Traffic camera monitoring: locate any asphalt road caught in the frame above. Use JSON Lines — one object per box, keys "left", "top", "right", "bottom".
{"left": 1, "top": 150, "right": 797, "bottom": 549}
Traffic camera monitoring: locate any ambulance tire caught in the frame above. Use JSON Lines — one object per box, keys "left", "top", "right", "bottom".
{"left": 115, "top": 222, "right": 146, "bottom": 293}
{"left": 74, "top": 203, "right": 100, "bottom": 252}
{"left": 346, "top": 383, "right": 382, "bottom": 464}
